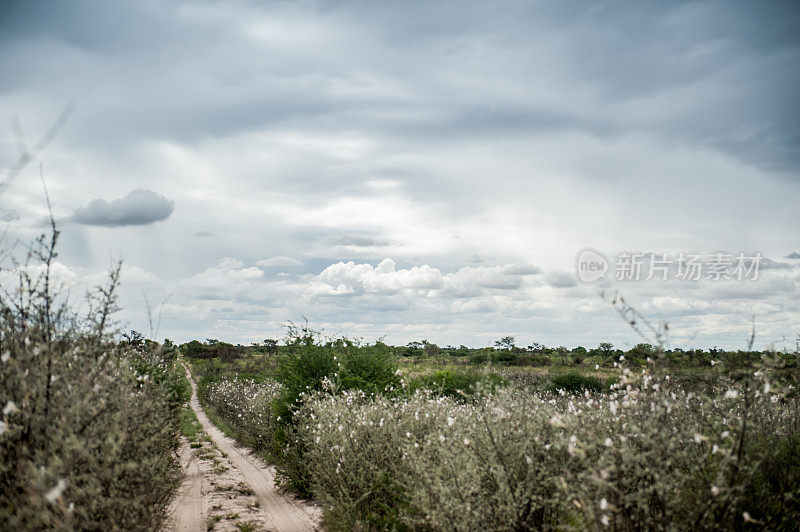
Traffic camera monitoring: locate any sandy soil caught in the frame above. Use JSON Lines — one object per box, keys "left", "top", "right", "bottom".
{"left": 164, "top": 367, "right": 322, "bottom": 532}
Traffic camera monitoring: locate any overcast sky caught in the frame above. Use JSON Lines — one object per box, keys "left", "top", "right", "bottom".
{"left": 1, "top": 0, "right": 798, "bottom": 350}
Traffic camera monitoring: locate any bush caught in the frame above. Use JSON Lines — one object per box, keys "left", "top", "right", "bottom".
{"left": 547, "top": 371, "right": 606, "bottom": 393}
{"left": 199, "top": 324, "right": 401, "bottom": 496}
{"left": 491, "top": 350, "right": 518, "bottom": 363}
{"left": 295, "top": 366, "right": 800, "bottom": 531}
{"left": 408, "top": 369, "right": 505, "bottom": 399}
{"left": 0, "top": 228, "right": 181, "bottom": 529}
{"left": 338, "top": 341, "right": 400, "bottom": 396}
{"left": 469, "top": 351, "right": 489, "bottom": 365}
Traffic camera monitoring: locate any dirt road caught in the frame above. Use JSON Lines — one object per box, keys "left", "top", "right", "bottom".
{"left": 165, "top": 366, "right": 321, "bottom": 531}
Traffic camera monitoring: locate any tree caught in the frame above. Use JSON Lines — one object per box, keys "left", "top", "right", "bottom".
{"left": 598, "top": 342, "right": 614, "bottom": 357}
{"left": 423, "top": 342, "right": 442, "bottom": 356}
{"left": 495, "top": 336, "right": 516, "bottom": 350}
{"left": 263, "top": 339, "right": 279, "bottom": 356}
{"left": 527, "top": 342, "right": 545, "bottom": 353}
{"left": 122, "top": 329, "right": 145, "bottom": 349}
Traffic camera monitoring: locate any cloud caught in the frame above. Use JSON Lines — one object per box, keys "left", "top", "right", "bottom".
{"left": 70, "top": 189, "right": 174, "bottom": 227}
{"left": 759, "top": 257, "right": 792, "bottom": 270}
{"left": 257, "top": 256, "right": 303, "bottom": 267}
{"left": 326, "top": 234, "right": 392, "bottom": 247}
{"left": 545, "top": 271, "right": 578, "bottom": 289}
{"left": 1, "top": 210, "right": 19, "bottom": 222}
{"left": 784, "top": 252, "right": 800, "bottom": 260}
{"left": 1, "top": 1, "right": 797, "bottom": 348}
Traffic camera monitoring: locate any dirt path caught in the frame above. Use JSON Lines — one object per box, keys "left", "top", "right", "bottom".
{"left": 165, "top": 366, "right": 321, "bottom": 532}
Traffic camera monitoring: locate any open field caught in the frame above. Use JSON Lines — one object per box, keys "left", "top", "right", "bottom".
{"left": 184, "top": 334, "right": 800, "bottom": 531}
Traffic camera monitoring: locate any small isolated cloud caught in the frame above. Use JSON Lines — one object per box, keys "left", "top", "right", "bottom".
{"left": 194, "top": 230, "right": 213, "bottom": 238}
{"left": 257, "top": 256, "right": 303, "bottom": 267}
{"left": 784, "top": 252, "right": 800, "bottom": 260}
{"left": 70, "top": 189, "right": 174, "bottom": 227}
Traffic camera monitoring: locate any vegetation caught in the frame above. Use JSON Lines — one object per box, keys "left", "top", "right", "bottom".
{"left": 0, "top": 226, "right": 187, "bottom": 529}
{"left": 188, "top": 325, "right": 800, "bottom": 531}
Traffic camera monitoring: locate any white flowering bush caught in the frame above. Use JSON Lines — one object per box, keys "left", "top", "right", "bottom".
{"left": 188, "top": 319, "right": 799, "bottom": 530}
{"left": 204, "top": 377, "right": 283, "bottom": 453}
{"left": 293, "top": 362, "right": 799, "bottom": 530}
{"left": 0, "top": 228, "right": 183, "bottom": 530}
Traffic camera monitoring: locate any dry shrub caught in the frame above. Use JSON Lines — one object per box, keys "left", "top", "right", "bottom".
{"left": 0, "top": 228, "right": 182, "bottom": 530}
{"left": 296, "top": 360, "right": 799, "bottom": 531}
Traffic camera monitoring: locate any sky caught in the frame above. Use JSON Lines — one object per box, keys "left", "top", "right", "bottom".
{"left": 0, "top": 0, "right": 798, "bottom": 350}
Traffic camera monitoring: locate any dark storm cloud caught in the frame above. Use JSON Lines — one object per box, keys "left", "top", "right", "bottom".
{"left": 1, "top": 0, "right": 797, "bottom": 176}
{"left": 70, "top": 189, "right": 174, "bottom": 227}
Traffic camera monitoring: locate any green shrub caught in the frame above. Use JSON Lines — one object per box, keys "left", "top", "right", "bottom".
{"left": 408, "top": 369, "right": 505, "bottom": 399}
{"left": 338, "top": 341, "right": 400, "bottom": 396}
{"left": 736, "top": 430, "right": 800, "bottom": 529}
{"left": 469, "top": 351, "right": 489, "bottom": 365}
{"left": 491, "top": 350, "right": 518, "bottom": 363}
{"left": 548, "top": 371, "right": 606, "bottom": 393}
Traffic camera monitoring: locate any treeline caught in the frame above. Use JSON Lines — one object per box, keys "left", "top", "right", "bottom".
{"left": 178, "top": 335, "right": 795, "bottom": 369}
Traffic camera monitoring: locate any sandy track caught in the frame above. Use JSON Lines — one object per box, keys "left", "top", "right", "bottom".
{"left": 168, "top": 441, "right": 205, "bottom": 531}
{"left": 165, "top": 365, "right": 321, "bottom": 532}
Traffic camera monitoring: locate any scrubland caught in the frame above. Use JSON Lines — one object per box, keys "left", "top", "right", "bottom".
{"left": 190, "top": 329, "right": 800, "bottom": 531}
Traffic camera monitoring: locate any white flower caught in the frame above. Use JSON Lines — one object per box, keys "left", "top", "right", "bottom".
{"left": 711, "top": 486, "right": 719, "bottom": 496}
{"left": 439, "top": 435, "right": 446, "bottom": 443}
{"left": 525, "top": 455, "right": 532, "bottom": 464}
{"left": 447, "top": 416, "right": 455, "bottom": 427}
{"left": 600, "top": 498, "right": 608, "bottom": 510}
{"left": 3, "top": 401, "right": 18, "bottom": 415}
{"left": 604, "top": 437, "right": 613, "bottom": 447}
{"left": 0, "top": 351, "right": 9, "bottom": 363}
{"left": 693, "top": 433, "right": 703, "bottom": 444}
{"left": 763, "top": 382, "right": 771, "bottom": 394}
{"left": 601, "top": 514, "right": 609, "bottom": 526}
{"left": 724, "top": 389, "right": 738, "bottom": 399}
{"left": 463, "top": 438, "right": 471, "bottom": 446}
{"left": 721, "top": 430, "right": 729, "bottom": 439}
{"left": 406, "top": 432, "right": 412, "bottom": 438}
{"left": 45, "top": 479, "right": 66, "bottom": 503}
